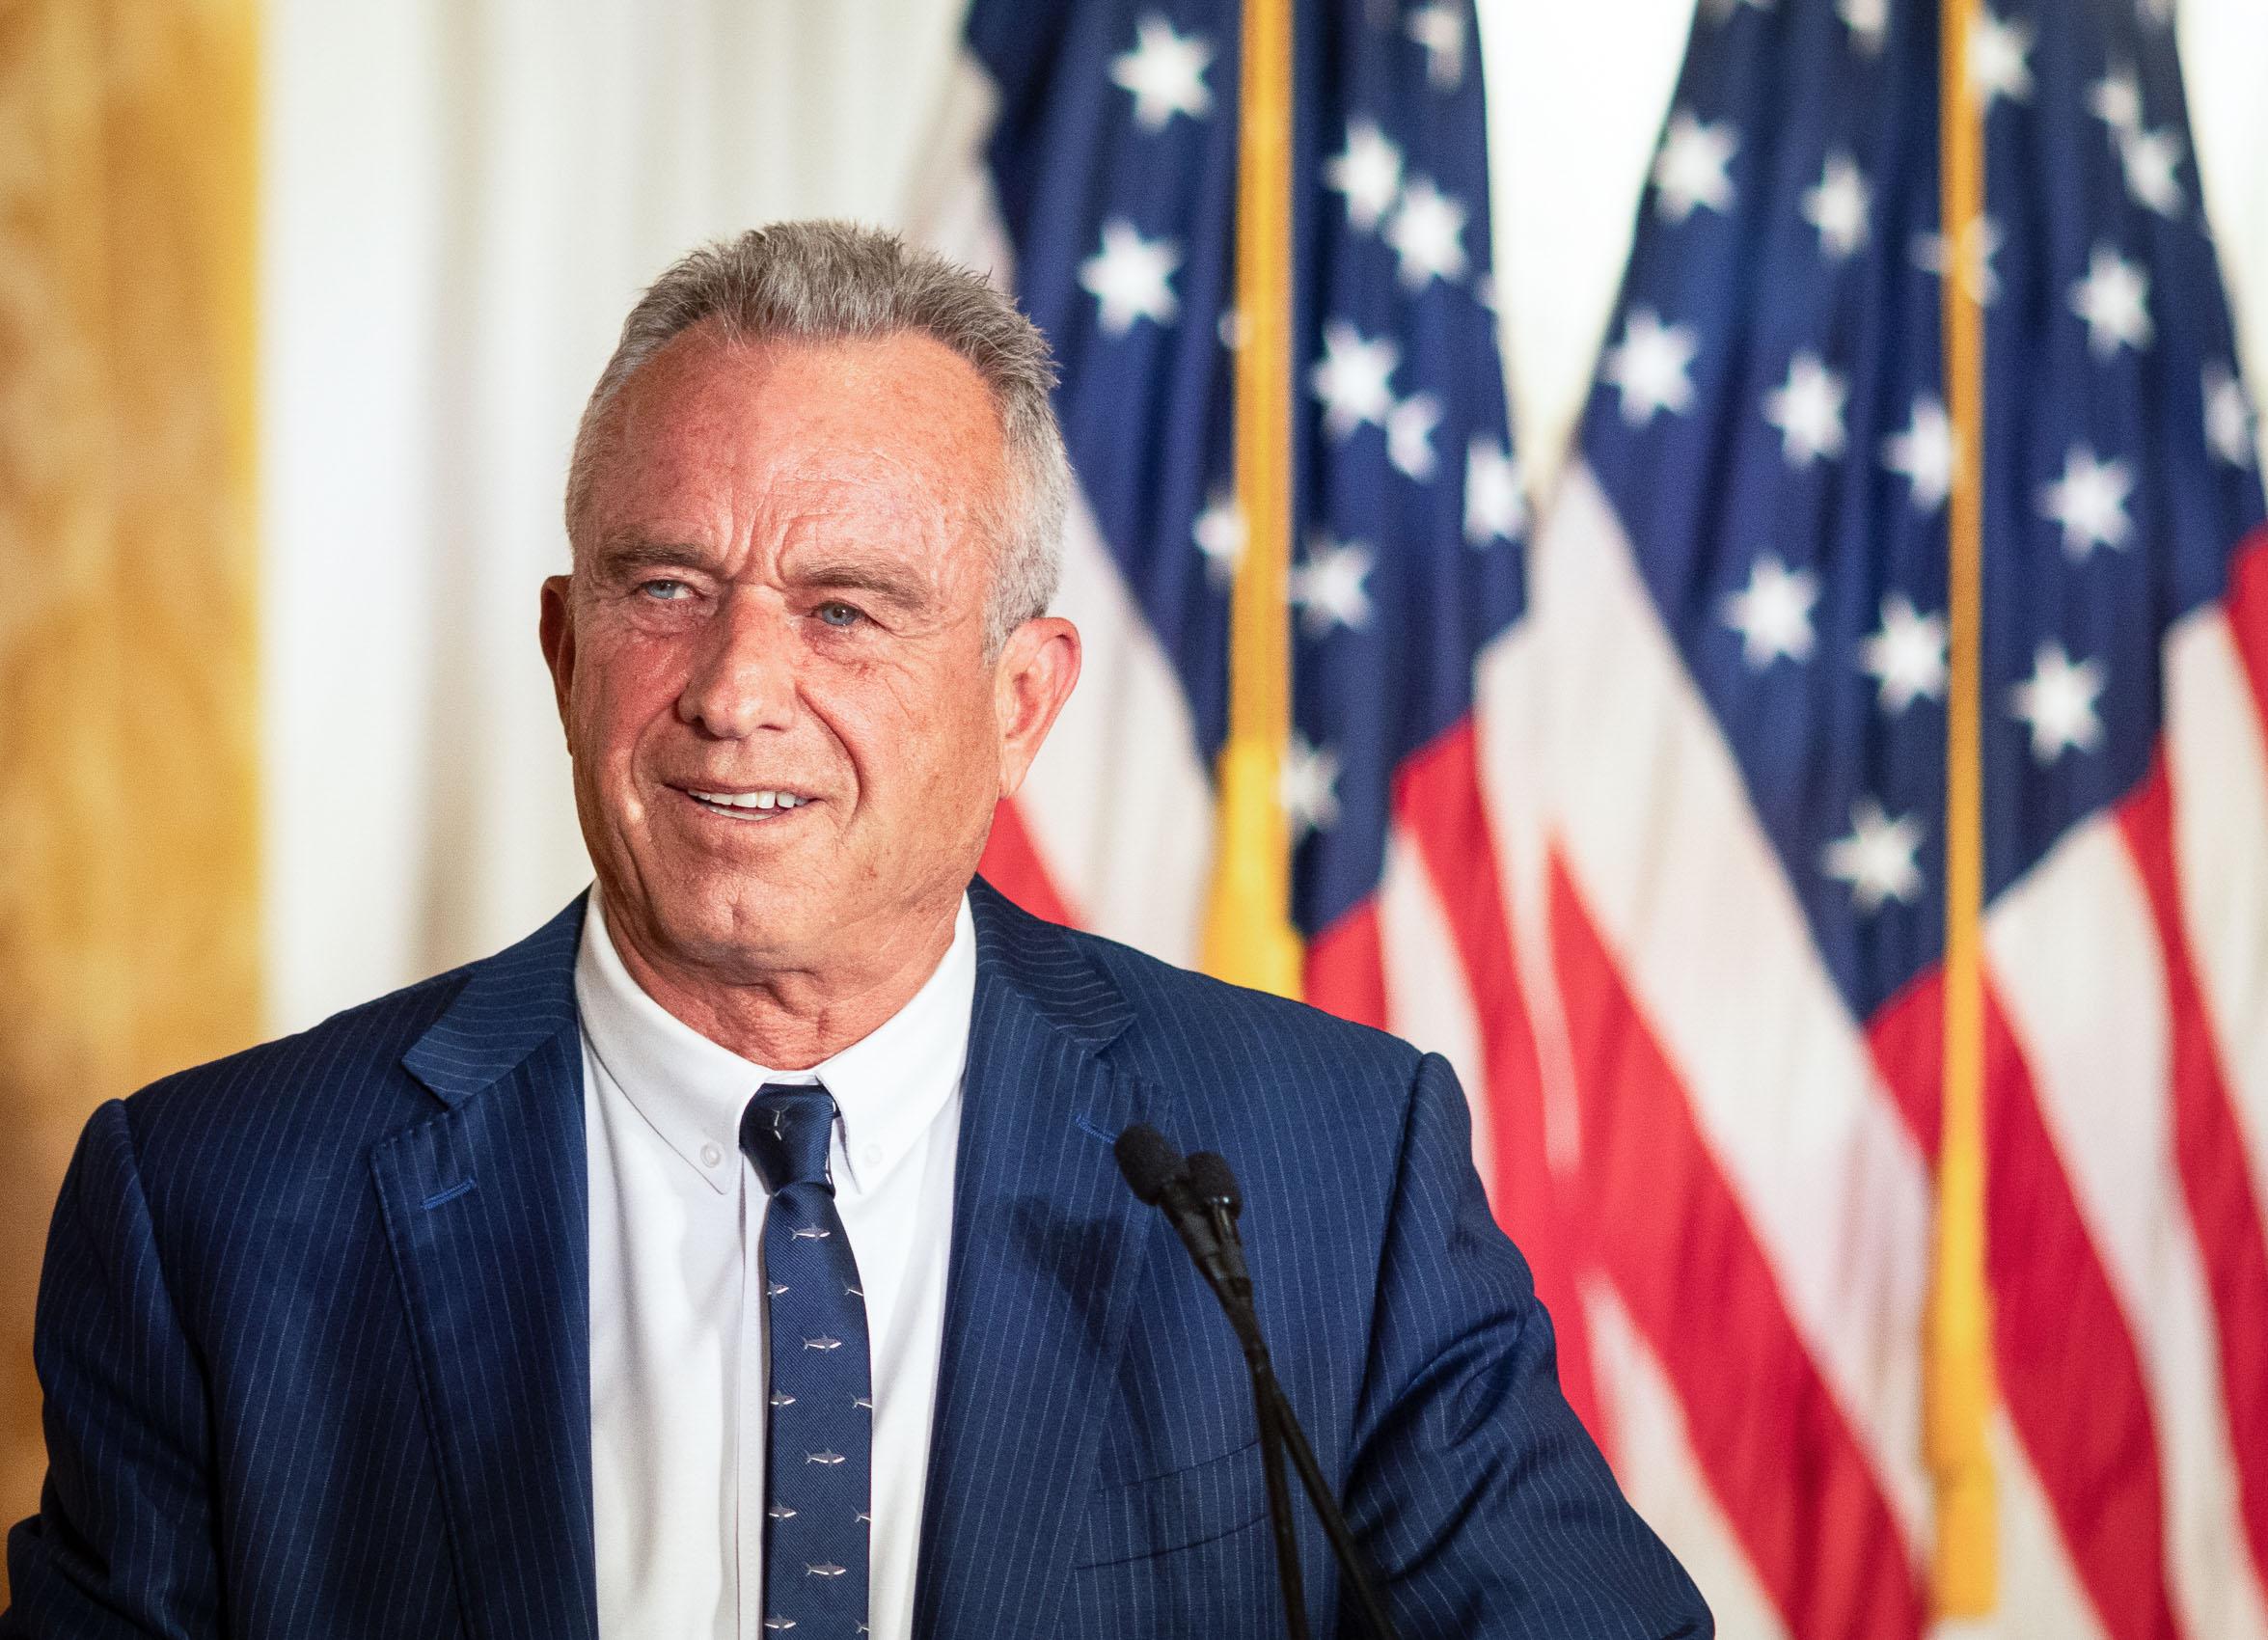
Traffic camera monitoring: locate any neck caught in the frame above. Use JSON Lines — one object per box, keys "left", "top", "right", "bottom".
{"left": 602, "top": 896, "right": 961, "bottom": 1070}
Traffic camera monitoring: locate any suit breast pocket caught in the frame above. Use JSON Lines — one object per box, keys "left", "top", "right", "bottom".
{"left": 1073, "top": 1435, "right": 1270, "bottom": 1569}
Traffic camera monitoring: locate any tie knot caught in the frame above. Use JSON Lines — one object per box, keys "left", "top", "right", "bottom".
{"left": 739, "top": 1083, "right": 838, "bottom": 1194}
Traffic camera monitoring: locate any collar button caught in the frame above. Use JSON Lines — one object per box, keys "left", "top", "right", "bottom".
{"left": 699, "top": 1140, "right": 724, "bottom": 1168}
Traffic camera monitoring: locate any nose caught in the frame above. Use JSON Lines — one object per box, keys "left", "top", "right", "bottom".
{"left": 677, "top": 589, "right": 797, "bottom": 739}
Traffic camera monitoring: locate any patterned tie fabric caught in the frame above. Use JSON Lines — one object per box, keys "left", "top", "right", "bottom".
{"left": 739, "top": 1082, "right": 871, "bottom": 1637}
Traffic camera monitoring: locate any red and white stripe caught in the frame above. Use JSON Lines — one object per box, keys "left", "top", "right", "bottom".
{"left": 1494, "top": 472, "right": 2268, "bottom": 1636}
{"left": 1517, "top": 467, "right": 1930, "bottom": 1636}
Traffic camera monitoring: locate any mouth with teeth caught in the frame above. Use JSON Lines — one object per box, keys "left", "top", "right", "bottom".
{"left": 680, "top": 786, "right": 813, "bottom": 818}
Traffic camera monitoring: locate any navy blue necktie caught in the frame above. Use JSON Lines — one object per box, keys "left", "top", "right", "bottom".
{"left": 740, "top": 1082, "right": 871, "bottom": 1636}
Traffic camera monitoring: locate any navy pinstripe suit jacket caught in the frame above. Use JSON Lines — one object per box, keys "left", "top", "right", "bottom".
{"left": 5, "top": 881, "right": 1708, "bottom": 1638}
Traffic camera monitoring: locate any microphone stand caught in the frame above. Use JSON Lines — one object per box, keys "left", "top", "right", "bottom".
{"left": 1255, "top": 1371, "right": 1398, "bottom": 1640}
{"left": 1115, "top": 1127, "right": 1401, "bottom": 1640}
{"left": 1255, "top": 1381, "right": 1308, "bottom": 1640}
{"left": 1189, "top": 1187, "right": 1310, "bottom": 1640}
{"left": 1191, "top": 1162, "right": 1399, "bottom": 1640}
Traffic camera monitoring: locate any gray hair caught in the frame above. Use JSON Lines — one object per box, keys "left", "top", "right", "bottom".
{"left": 565, "top": 221, "right": 1070, "bottom": 653}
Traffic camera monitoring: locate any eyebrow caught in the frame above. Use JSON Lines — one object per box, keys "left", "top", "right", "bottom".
{"left": 785, "top": 557, "right": 936, "bottom": 611}
{"left": 588, "top": 539, "right": 719, "bottom": 579}
{"left": 587, "top": 537, "right": 939, "bottom": 612}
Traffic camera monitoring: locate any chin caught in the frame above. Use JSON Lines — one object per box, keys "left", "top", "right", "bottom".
{"left": 590, "top": 857, "right": 770, "bottom": 961}
{"left": 659, "top": 884, "right": 816, "bottom": 967}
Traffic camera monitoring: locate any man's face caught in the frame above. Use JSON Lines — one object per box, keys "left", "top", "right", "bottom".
{"left": 541, "top": 327, "right": 1077, "bottom": 991}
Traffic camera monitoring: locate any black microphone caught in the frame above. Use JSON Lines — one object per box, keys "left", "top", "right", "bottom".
{"left": 1113, "top": 1126, "right": 1259, "bottom": 1344}
{"left": 1186, "top": 1150, "right": 1242, "bottom": 1218}
{"left": 1114, "top": 1130, "right": 1402, "bottom": 1640}
{"left": 1110, "top": 1122, "right": 1185, "bottom": 1206}
{"left": 1186, "top": 1151, "right": 1253, "bottom": 1301}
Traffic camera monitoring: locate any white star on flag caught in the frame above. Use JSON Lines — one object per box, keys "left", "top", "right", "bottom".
{"left": 1108, "top": 15, "right": 1215, "bottom": 131}
{"left": 1913, "top": 215, "right": 2003, "bottom": 305}
{"left": 1883, "top": 395, "right": 1958, "bottom": 511}
{"left": 1723, "top": 554, "right": 1820, "bottom": 668}
{"left": 1838, "top": 0, "right": 1889, "bottom": 52}
{"left": 1860, "top": 594, "right": 1949, "bottom": 714}
{"left": 1406, "top": 2, "right": 1467, "bottom": 91}
{"left": 2118, "top": 125, "right": 2185, "bottom": 216}
{"left": 1079, "top": 220, "right": 1181, "bottom": 334}
{"left": 1279, "top": 732, "right": 1342, "bottom": 841}
{"left": 1968, "top": 13, "right": 2034, "bottom": 108}
{"left": 1652, "top": 112, "right": 1738, "bottom": 222}
{"left": 2088, "top": 64, "right": 2142, "bottom": 134}
{"left": 1802, "top": 153, "right": 1871, "bottom": 260}
{"left": 1325, "top": 120, "right": 1405, "bottom": 233}
{"left": 2011, "top": 642, "right": 2107, "bottom": 761}
{"left": 2204, "top": 363, "right": 2257, "bottom": 469}
{"left": 1311, "top": 320, "right": 1400, "bottom": 439}
{"left": 1823, "top": 799, "right": 1926, "bottom": 912}
{"left": 1290, "top": 536, "right": 1377, "bottom": 638}
{"left": 1464, "top": 439, "right": 1526, "bottom": 545}
{"left": 1763, "top": 352, "right": 1849, "bottom": 465}
{"left": 2038, "top": 445, "right": 2135, "bottom": 559}
{"left": 1384, "top": 178, "right": 1469, "bottom": 289}
{"left": 1386, "top": 393, "right": 1442, "bottom": 480}
{"left": 1603, "top": 308, "right": 1700, "bottom": 425}
{"left": 2069, "top": 244, "right": 2152, "bottom": 359}
{"left": 1192, "top": 492, "right": 1243, "bottom": 586}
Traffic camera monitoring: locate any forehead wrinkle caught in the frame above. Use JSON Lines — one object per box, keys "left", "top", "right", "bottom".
{"left": 772, "top": 505, "right": 959, "bottom": 613}
{"left": 577, "top": 331, "right": 1008, "bottom": 589}
{"left": 766, "top": 457, "right": 984, "bottom": 596}
{"left": 769, "top": 438, "right": 974, "bottom": 524}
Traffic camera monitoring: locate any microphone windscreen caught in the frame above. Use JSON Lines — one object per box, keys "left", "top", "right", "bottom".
{"left": 1187, "top": 1151, "right": 1243, "bottom": 1217}
{"left": 1113, "top": 1123, "right": 1184, "bottom": 1205}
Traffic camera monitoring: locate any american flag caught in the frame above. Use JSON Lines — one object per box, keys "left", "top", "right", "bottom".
{"left": 913, "top": 0, "right": 1569, "bottom": 1371}
{"left": 915, "top": 0, "right": 2268, "bottom": 1631}
{"left": 1530, "top": 0, "right": 2268, "bottom": 1630}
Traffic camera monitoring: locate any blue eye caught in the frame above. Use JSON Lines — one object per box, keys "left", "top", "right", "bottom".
{"left": 815, "top": 601, "right": 863, "bottom": 628}
{"left": 638, "top": 579, "right": 693, "bottom": 601}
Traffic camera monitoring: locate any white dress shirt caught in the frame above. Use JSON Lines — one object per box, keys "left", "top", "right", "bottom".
{"left": 577, "top": 888, "right": 972, "bottom": 1640}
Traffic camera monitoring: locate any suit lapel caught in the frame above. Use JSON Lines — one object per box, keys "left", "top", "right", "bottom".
{"left": 914, "top": 883, "right": 1180, "bottom": 1640}
{"left": 370, "top": 899, "right": 600, "bottom": 1640}
{"left": 364, "top": 886, "right": 1162, "bottom": 1639}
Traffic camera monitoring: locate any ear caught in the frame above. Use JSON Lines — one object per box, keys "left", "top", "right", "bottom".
{"left": 992, "top": 615, "right": 1081, "bottom": 799}
{"left": 539, "top": 574, "right": 576, "bottom": 724}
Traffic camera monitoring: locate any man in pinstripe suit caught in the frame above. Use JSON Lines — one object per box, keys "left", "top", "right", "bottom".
{"left": 5, "top": 226, "right": 1706, "bottom": 1638}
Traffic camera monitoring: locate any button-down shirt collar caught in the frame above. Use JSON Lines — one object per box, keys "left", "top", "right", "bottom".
{"left": 576, "top": 888, "right": 976, "bottom": 1197}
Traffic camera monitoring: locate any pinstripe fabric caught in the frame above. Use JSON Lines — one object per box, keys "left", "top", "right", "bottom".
{"left": 924, "top": 884, "right": 1707, "bottom": 1639}
{"left": 3, "top": 902, "right": 589, "bottom": 1640}
{"left": 3, "top": 884, "right": 1704, "bottom": 1638}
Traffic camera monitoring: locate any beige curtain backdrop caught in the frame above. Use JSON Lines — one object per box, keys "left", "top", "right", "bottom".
{"left": 0, "top": 0, "right": 260, "bottom": 1589}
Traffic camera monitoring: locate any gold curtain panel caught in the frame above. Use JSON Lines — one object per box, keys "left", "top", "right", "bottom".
{"left": 0, "top": 0, "right": 261, "bottom": 1582}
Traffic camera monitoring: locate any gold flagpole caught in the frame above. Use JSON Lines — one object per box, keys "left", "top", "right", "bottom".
{"left": 1202, "top": 0, "right": 1303, "bottom": 997}
{"left": 1928, "top": 0, "right": 1997, "bottom": 1613}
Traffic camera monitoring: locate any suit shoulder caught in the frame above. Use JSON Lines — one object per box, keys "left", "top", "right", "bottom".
{"left": 121, "top": 895, "right": 587, "bottom": 1153}
{"left": 1029, "top": 917, "right": 1440, "bottom": 1288}
{"left": 122, "top": 962, "right": 474, "bottom": 1152}
{"left": 1055, "top": 920, "right": 1427, "bottom": 1107}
